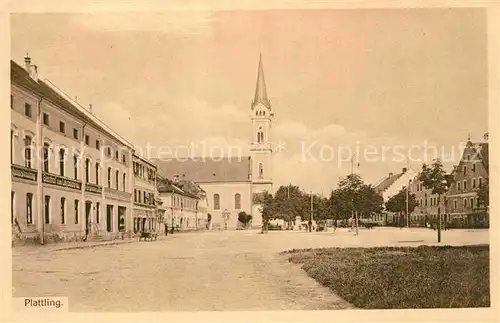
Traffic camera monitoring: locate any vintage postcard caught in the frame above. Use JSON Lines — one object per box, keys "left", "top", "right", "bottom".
{"left": 2, "top": 0, "right": 499, "bottom": 322}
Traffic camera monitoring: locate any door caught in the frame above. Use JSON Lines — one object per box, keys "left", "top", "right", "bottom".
{"left": 85, "top": 201, "right": 91, "bottom": 235}
{"left": 106, "top": 205, "right": 113, "bottom": 232}
{"left": 118, "top": 206, "right": 125, "bottom": 232}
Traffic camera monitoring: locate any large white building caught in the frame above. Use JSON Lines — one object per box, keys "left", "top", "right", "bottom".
{"left": 10, "top": 57, "right": 157, "bottom": 244}
{"left": 154, "top": 55, "right": 275, "bottom": 230}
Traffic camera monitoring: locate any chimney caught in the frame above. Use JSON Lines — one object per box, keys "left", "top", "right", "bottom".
{"left": 388, "top": 172, "right": 393, "bottom": 177}
{"left": 483, "top": 132, "right": 489, "bottom": 142}
{"left": 89, "top": 104, "right": 93, "bottom": 114}
{"left": 29, "top": 65, "right": 38, "bottom": 81}
{"left": 172, "top": 174, "right": 179, "bottom": 183}
{"left": 402, "top": 167, "right": 407, "bottom": 173}
{"left": 24, "top": 54, "right": 31, "bottom": 71}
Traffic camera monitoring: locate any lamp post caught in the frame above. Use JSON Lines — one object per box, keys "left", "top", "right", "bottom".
{"left": 406, "top": 179, "right": 412, "bottom": 228}
{"left": 222, "top": 209, "right": 230, "bottom": 231}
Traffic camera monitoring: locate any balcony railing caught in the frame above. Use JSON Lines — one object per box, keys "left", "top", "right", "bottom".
{"left": 85, "top": 182, "right": 103, "bottom": 194}
{"left": 42, "top": 172, "right": 82, "bottom": 191}
{"left": 11, "top": 164, "right": 38, "bottom": 182}
{"left": 105, "top": 187, "right": 132, "bottom": 200}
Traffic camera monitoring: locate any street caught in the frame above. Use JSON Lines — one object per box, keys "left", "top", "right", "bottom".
{"left": 12, "top": 228, "right": 489, "bottom": 311}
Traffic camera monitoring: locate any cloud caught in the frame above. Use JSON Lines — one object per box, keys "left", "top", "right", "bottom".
{"left": 72, "top": 12, "right": 214, "bottom": 35}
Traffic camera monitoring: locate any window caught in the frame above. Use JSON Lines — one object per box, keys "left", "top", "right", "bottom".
{"left": 115, "top": 150, "right": 119, "bottom": 160}
{"left": 85, "top": 158, "right": 90, "bottom": 183}
{"left": 463, "top": 165, "right": 467, "bottom": 175}
{"left": 463, "top": 180, "right": 467, "bottom": 191}
{"left": 43, "top": 113, "right": 49, "bottom": 126}
{"left": 24, "top": 136, "right": 32, "bottom": 168}
{"left": 214, "top": 194, "right": 220, "bottom": 210}
{"left": 115, "top": 170, "right": 119, "bottom": 190}
{"left": 74, "top": 200, "right": 79, "bottom": 224}
{"left": 257, "top": 131, "right": 264, "bottom": 143}
{"left": 25, "top": 103, "right": 32, "bottom": 117}
{"left": 134, "top": 189, "right": 137, "bottom": 202}
{"left": 122, "top": 154, "right": 126, "bottom": 164}
{"left": 59, "top": 121, "right": 65, "bottom": 133}
{"left": 85, "top": 135, "right": 90, "bottom": 145}
{"left": 73, "top": 154, "right": 78, "bottom": 179}
{"left": 472, "top": 178, "right": 477, "bottom": 189}
{"left": 143, "top": 191, "right": 146, "bottom": 204}
{"left": 479, "top": 178, "right": 483, "bottom": 187}
{"left": 73, "top": 128, "right": 79, "bottom": 140}
{"left": 258, "top": 163, "right": 264, "bottom": 178}
{"left": 470, "top": 198, "right": 474, "bottom": 209}
{"left": 96, "top": 202, "right": 100, "bottom": 224}
{"left": 122, "top": 173, "right": 126, "bottom": 192}
{"left": 472, "top": 163, "right": 476, "bottom": 172}
{"left": 26, "top": 193, "right": 33, "bottom": 224}
{"left": 43, "top": 143, "right": 50, "bottom": 172}
{"left": 138, "top": 190, "right": 142, "bottom": 203}
{"left": 44, "top": 195, "right": 50, "bottom": 224}
{"left": 234, "top": 193, "right": 241, "bottom": 209}
{"left": 107, "top": 167, "right": 112, "bottom": 188}
{"left": 95, "top": 163, "right": 100, "bottom": 185}
{"left": 453, "top": 199, "right": 457, "bottom": 210}
{"left": 59, "top": 149, "right": 65, "bottom": 176}
{"left": 96, "top": 140, "right": 100, "bottom": 150}
{"left": 107, "top": 147, "right": 111, "bottom": 157}
{"left": 61, "top": 197, "right": 66, "bottom": 224}
{"left": 463, "top": 198, "right": 468, "bottom": 208}
{"left": 457, "top": 182, "right": 461, "bottom": 191}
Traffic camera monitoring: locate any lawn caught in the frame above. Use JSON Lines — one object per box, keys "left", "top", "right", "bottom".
{"left": 283, "top": 245, "right": 490, "bottom": 309}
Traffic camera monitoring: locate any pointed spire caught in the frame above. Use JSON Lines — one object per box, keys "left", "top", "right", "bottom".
{"left": 252, "top": 53, "right": 271, "bottom": 110}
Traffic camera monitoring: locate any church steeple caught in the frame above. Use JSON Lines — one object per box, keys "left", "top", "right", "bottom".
{"left": 252, "top": 53, "right": 271, "bottom": 110}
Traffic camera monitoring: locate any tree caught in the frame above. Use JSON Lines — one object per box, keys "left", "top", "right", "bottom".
{"left": 259, "top": 191, "right": 275, "bottom": 233}
{"left": 385, "top": 188, "right": 418, "bottom": 226}
{"left": 417, "top": 159, "right": 448, "bottom": 242}
{"left": 237, "top": 211, "right": 252, "bottom": 228}
{"left": 272, "top": 185, "right": 309, "bottom": 229}
{"left": 477, "top": 179, "right": 489, "bottom": 208}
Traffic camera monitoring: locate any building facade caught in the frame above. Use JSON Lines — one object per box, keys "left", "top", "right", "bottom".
{"left": 445, "top": 137, "right": 489, "bottom": 226}
{"left": 11, "top": 57, "right": 142, "bottom": 244}
{"left": 132, "top": 154, "right": 158, "bottom": 234}
{"left": 408, "top": 176, "right": 445, "bottom": 226}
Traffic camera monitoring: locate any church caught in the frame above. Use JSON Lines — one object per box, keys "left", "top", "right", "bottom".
{"left": 153, "top": 55, "right": 275, "bottom": 230}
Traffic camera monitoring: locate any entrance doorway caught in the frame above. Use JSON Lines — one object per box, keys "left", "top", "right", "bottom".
{"left": 106, "top": 205, "right": 113, "bottom": 232}
{"left": 85, "top": 201, "right": 92, "bottom": 235}
{"left": 118, "top": 206, "right": 126, "bottom": 232}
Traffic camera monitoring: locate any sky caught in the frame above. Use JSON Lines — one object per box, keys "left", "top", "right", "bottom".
{"left": 10, "top": 9, "right": 488, "bottom": 194}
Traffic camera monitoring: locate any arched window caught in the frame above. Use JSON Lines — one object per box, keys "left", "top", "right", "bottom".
{"left": 143, "top": 191, "right": 146, "bottom": 204}
{"left": 138, "top": 190, "right": 142, "bottom": 203}
{"left": 255, "top": 111, "right": 258, "bottom": 116}
{"left": 43, "top": 143, "right": 50, "bottom": 172}
{"left": 107, "top": 167, "right": 112, "bottom": 188}
{"left": 263, "top": 111, "right": 266, "bottom": 116}
{"left": 234, "top": 193, "right": 241, "bottom": 210}
{"left": 134, "top": 189, "right": 137, "bottom": 202}
{"left": 95, "top": 163, "right": 100, "bottom": 185}
{"left": 85, "top": 158, "right": 90, "bottom": 183}
{"left": 214, "top": 193, "right": 220, "bottom": 210}
{"left": 115, "top": 170, "right": 119, "bottom": 190}
{"left": 258, "top": 163, "right": 264, "bottom": 178}
{"left": 73, "top": 153, "right": 79, "bottom": 179}
{"left": 24, "top": 136, "right": 32, "bottom": 168}
{"left": 59, "top": 149, "right": 65, "bottom": 176}
{"left": 122, "top": 173, "right": 126, "bottom": 192}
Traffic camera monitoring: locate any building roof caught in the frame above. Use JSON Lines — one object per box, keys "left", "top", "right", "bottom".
{"left": 153, "top": 156, "right": 252, "bottom": 183}
{"left": 252, "top": 54, "right": 271, "bottom": 110}
{"left": 11, "top": 60, "right": 134, "bottom": 148}
{"left": 374, "top": 172, "right": 404, "bottom": 194}
{"left": 157, "top": 177, "right": 199, "bottom": 199}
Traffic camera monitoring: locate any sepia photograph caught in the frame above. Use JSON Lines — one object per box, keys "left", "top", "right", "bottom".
{"left": 4, "top": 0, "right": 499, "bottom": 320}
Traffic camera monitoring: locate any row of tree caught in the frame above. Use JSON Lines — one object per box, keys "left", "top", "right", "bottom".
{"left": 259, "top": 160, "right": 490, "bottom": 231}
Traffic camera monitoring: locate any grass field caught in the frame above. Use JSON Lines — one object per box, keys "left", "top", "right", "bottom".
{"left": 283, "top": 245, "right": 490, "bottom": 309}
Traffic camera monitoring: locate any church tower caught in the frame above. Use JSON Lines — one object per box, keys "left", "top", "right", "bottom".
{"left": 250, "top": 54, "right": 274, "bottom": 227}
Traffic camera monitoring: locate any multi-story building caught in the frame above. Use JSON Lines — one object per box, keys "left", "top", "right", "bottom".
{"left": 445, "top": 136, "right": 489, "bottom": 226}
{"left": 11, "top": 57, "right": 137, "bottom": 244}
{"left": 373, "top": 167, "right": 417, "bottom": 225}
{"left": 408, "top": 176, "right": 446, "bottom": 226}
{"left": 157, "top": 176, "right": 208, "bottom": 231}
{"left": 132, "top": 154, "right": 158, "bottom": 234}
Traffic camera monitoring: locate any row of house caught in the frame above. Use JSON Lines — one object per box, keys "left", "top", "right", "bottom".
{"left": 10, "top": 56, "right": 208, "bottom": 245}
{"left": 373, "top": 135, "right": 489, "bottom": 227}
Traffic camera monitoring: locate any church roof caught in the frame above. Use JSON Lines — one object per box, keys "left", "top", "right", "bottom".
{"left": 153, "top": 156, "right": 252, "bottom": 183}
{"left": 252, "top": 54, "right": 271, "bottom": 110}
